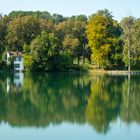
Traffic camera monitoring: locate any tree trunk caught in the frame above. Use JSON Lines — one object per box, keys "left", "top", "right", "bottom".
{"left": 78, "top": 57, "right": 80, "bottom": 65}
{"left": 98, "top": 64, "right": 100, "bottom": 69}
{"left": 89, "top": 58, "right": 91, "bottom": 64}
{"left": 82, "top": 44, "right": 85, "bottom": 64}
{"left": 127, "top": 27, "right": 131, "bottom": 73}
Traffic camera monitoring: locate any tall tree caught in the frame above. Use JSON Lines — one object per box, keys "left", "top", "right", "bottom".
{"left": 56, "top": 20, "right": 87, "bottom": 64}
{"left": 0, "top": 16, "right": 9, "bottom": 60}
{"left": 6, "top": 16, "right": 41, "bottom": 51}
{"left": 131, "top": 18, "right": 140, "bottom": 68}
{"left": 86, "top": 10, "right": 123, "bottom": 69}
{"left": 120, "top": 17, "right": 135, "bottom": 72}
{"left": 30, "top": 32, "right": 60, "bottom": 71}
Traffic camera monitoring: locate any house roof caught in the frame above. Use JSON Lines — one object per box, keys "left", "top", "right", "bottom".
{"left": 8, "top": 51, "right": 23, "bottom": 57}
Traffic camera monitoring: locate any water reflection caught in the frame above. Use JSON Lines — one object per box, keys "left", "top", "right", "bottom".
{"left": 0, "top": 73, "right": 140, "bottom": 134}
{"left": 7, "top": 73, "right": 24, "bottom": 93}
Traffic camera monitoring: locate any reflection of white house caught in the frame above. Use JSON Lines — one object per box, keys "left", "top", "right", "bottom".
{"left": 7, "top": 73, "right": 24, "bottom": 93}
{"left": 14, "top": 73, "right": 24, "bottom": 87}
{"left": 7, "top": 51, "right": 24, "bottom": 71}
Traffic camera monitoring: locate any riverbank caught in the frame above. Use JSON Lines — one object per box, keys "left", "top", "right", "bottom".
{"left": 88, "top": 70, "right": 140, "bottom": 75}
{"left": 1, "top": 63, "right": 140, "bottom": 75}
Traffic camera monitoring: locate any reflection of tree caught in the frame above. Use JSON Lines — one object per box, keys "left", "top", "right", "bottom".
{"left": 121, "top": 75, "right": 140, "bottom": 123}
{"left": 0, "top": 73, "right": 90, "bottom": 127}
{"left": 0, "top": 73, "right": 140, "bottom": 134}
{"left": 86, "top": 75, "right": 123, "bottom": 133}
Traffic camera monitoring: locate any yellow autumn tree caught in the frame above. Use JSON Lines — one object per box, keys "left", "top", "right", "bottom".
{"left": 86, "top": 9, "right": 123, "bottom": 69}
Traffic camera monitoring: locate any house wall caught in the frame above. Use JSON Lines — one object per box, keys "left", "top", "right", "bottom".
{"left": 7, "top": 52, "right": 10, "bottom": 65}
{"left": 7, "top": 52, "right": 24, "bottom": 71}
{"left": 14, "top": 57, "right": 24, "bottom": 71}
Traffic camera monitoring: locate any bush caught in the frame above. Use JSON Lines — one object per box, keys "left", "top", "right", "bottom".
{"left": 132, "top": 60, "right": 140, "bottom": 70}
{"left": 46, "top": 53, "right": 72, "bottom": 71}
{"left": 23, "top": 54, "right": 34, "bottom": 71}
{"left": 0, "top": 61, "right": 7, "bottom": 71}
{"left": 23, "top": 53, "right": 72, "bottom": 72}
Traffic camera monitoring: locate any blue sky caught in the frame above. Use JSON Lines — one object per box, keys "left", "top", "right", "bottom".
{"left": 0, "top": 0, "right": 139, "bottom": 20}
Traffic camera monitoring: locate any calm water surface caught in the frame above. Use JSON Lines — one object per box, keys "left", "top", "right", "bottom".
{"left": 0, "top": 72, "right": 140, "bottom": 140}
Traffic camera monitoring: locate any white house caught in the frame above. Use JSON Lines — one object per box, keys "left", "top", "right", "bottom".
{"left": 7, "top": 51, "right": 24, "bottom": 71}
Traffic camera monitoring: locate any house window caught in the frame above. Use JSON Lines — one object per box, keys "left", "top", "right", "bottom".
{"left": 14, "top": 57, "right": 17, "bottom": 61}
{"left": 14, "top": 75, "right": 20, "bottom": 79}
{"left": 18, "top": 57, "right": 21, "bottom": 61}
{"left": 14, "top": 64, "right": 20, "bottom": 68}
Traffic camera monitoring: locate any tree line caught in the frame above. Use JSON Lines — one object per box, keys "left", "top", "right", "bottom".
{"left": 0, "top": 9, "right": 140, "bottom": 71}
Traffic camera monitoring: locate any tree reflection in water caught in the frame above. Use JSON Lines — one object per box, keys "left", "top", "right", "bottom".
{"left": 0, "top": 72, "right": 140, "bottom": 134}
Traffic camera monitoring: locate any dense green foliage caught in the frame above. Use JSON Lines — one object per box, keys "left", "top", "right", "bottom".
{"left": 6, "top": 16, "right": 41, "bottom": 50}
{"left": 0, "top": 10, "right": 140, "bottom": 71}
{"left": 30, "top": 32, "right": 61, "bottom": 71}
{"left": 56, "top": 20, "right": 86, "bottom": 64}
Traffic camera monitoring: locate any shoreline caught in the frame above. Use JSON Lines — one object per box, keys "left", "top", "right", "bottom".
{"left": 88, "top": 70, "right": 140, "bottom": 75}
{"left": 1, "top": 68, "right": 140, "bottom": 75}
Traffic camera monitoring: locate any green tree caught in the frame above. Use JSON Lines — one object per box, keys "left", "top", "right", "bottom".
{"left": 23, "top": 54, "right": 34, "bottom": 71}
{"left": 0, "top": 16, "right": 9, "bottom": 60}
{"left": 62, "top": 35, "right": 80, "bottom": 60}
{"left": 8, "top": 11, "right": 52, "bottom": 21}
{"left": 56, "top": 20, "right": 87, "bottom": 65}
{"left": 131, "top": 18, "right": 140, "bottom": 69}
{"left": 52, "top": 14, "right": 67, "bottom": 24}
{"left": 39, "top": 19, "right": 54, "bottom": 33}
{"left": 30, "top": 32, "right": 60, "bottom": 71}
{"left": 70, "top": 15, "right": 87, "bottom": 22}
{"left": 6, "top": 16, "right": 41, "bottom": 51}
{"left": 120, "top": 17, "right": 135, "bottom": 71}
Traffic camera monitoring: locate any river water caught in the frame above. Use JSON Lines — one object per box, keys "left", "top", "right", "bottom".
{"left": 0, "top": 72, "right": 140, "bottom": 140}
